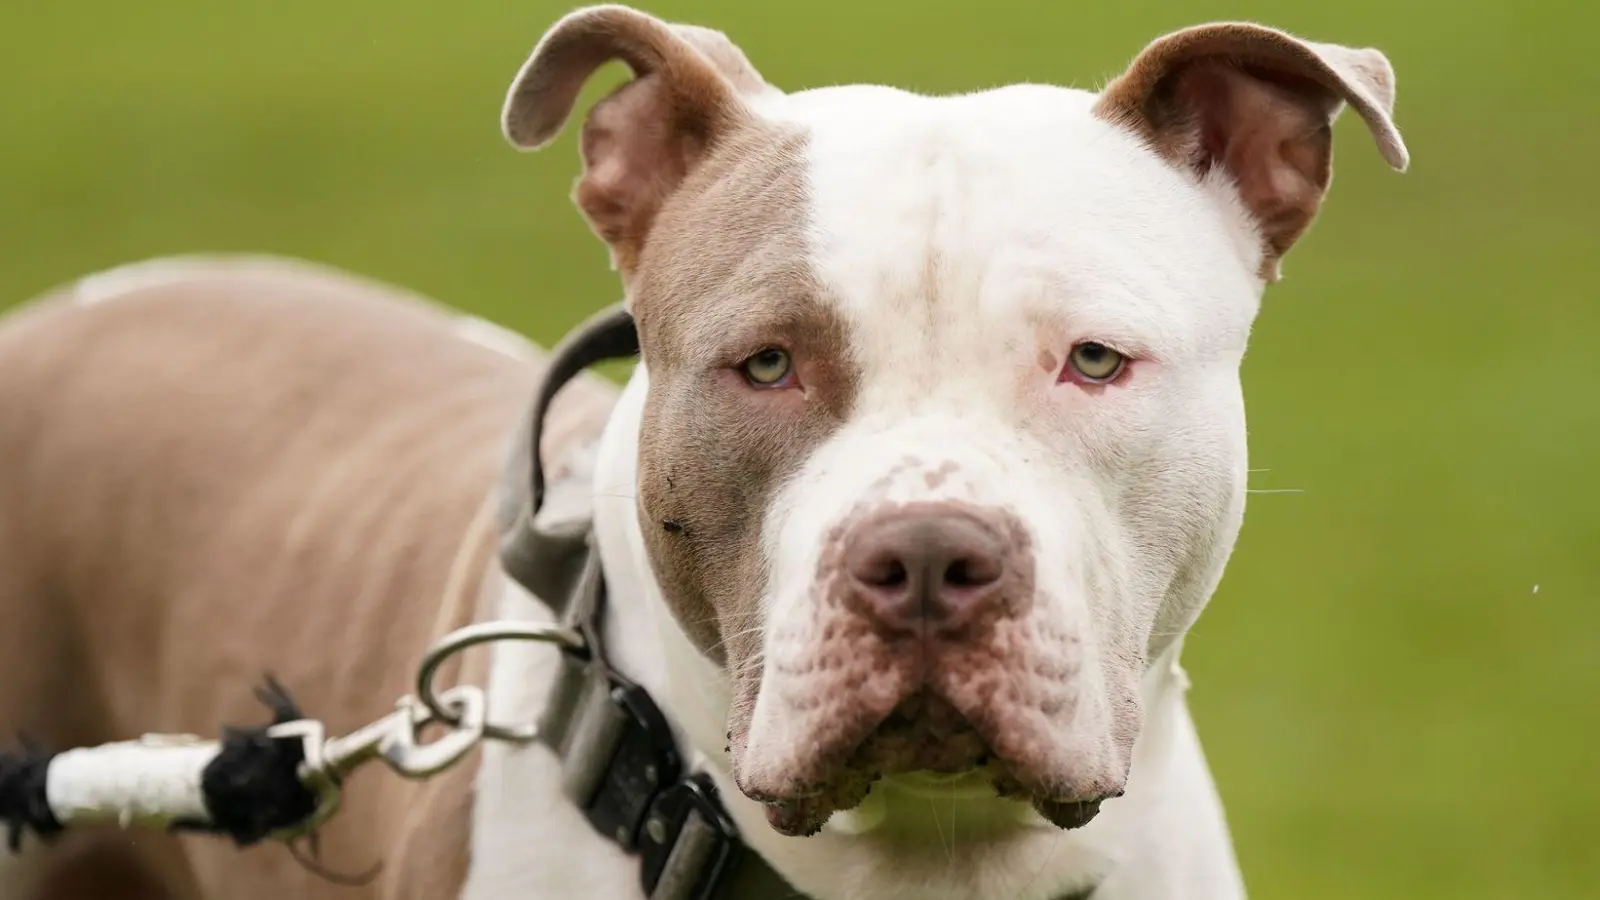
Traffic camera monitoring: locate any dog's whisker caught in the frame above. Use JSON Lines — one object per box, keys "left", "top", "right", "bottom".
{"left": 727, "top": 657, "right": 767, "bottom": 682}
{"left": 929, "top": 797, "right": 952, "bottom": 862}
{"left": 708, "top": 627, "right": 767, "bottom": 657}
{"left": 720, "top": 621, "right": 763, "bottom": 636}
{"left": 949, "top": 795, "right": 959, "bottom": 862}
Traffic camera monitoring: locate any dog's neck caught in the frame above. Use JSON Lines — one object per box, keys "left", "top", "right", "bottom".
{"left": 581, "top": 364, "right": 1205, "bottom": 899}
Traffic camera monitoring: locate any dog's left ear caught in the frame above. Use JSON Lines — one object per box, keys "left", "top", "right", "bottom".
{"left": 500, "top": 5, "right": 777, "bottom": 276}
{"left": 1094, "top": 23, "right": 1409, "bottom": 280}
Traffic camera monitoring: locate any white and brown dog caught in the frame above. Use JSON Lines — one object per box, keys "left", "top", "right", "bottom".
{"left": 0, "top": 5, "right": 1407, "bottom": 899}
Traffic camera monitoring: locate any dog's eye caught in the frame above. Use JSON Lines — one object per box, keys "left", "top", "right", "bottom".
{"left": 742, "top": 348, "right": 793, "bottom": 387}
{"left": 1065, "top": 342, "right": 1126, "bottom": 383}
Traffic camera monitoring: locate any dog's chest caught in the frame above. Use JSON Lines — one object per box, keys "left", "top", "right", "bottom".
{"left": 459, "top": 575, "right": 642, "bottom": 899}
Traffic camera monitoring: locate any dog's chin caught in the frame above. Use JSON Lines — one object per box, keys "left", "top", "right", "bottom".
{"left": 1028, "top": 796, "right": 1107, "bottom": 830}
{"left": 754, "top": 772, "right": 1109, "bottom": 838}
{"left": 736, "top": 693, "right": 1114, "bottom": 837}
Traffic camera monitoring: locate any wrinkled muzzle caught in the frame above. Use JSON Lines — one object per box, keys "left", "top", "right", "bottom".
{"left": 730, "top": 418, "right": 1137, "bottom": 836}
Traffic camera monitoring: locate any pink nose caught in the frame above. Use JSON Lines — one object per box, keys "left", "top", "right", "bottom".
{"left": 841, "top": 503, "right": 1010, "bottom": 633}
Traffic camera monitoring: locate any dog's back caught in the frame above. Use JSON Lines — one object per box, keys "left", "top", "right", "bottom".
{"left": 0, "top": 257, "right": 614, "bottom": 899}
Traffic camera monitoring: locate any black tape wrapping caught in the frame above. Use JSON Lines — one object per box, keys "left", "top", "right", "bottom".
{"left": 0, "top": 735, "right": 62, "bottom": 852}
{"left": 174, "top": 675, "right": 322, "bottom": 846}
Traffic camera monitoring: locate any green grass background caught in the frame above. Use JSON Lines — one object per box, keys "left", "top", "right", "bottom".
{"left": 2, "top": 1, "right": 1595, "bottom": 896}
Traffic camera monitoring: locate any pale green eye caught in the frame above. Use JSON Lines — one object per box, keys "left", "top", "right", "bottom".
{"left": 1068, "top": 342, "right": 1126, "bottom": 382}
{"left": 742, "top": 348, "right": 793, "bottom": 386}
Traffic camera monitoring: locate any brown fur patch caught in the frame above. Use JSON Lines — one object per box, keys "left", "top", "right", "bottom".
{"left": 0, "top": 259, "right": 616, "bottom": 900}
{"left": 503, "top": 6, "right": 776, "bottom": 280}
{"left": 629, "top": 123, "right": 859, "bottom": 673}
{"left": 1037, "top": 347, "right": 1059, "bottom": 374}
{"left": 505, "top": 5, "right": 863, "bottom": 806}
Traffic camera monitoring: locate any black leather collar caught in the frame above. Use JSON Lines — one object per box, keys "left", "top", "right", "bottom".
{"left": 497, "top": 303, "right": 1097, "bottom": 900}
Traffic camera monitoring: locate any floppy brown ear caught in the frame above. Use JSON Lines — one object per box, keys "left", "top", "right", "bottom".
{"left": 501, "top": 4, "right": 776, "bottom": 274}
{"left": 1094, "top": 23, "right": 1409, "bottom": 281}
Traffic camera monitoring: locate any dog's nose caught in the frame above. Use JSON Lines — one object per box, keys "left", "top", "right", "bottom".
{"left": 842, "top": 504, "right": 1009, "bottom": 632}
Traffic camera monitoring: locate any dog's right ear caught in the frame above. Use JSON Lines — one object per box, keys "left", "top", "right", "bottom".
{"left": 502, "top": 5, "right": 775, "bottom": 275}
{"left": 1093, "top": 23, "right": 1409, "bottom": 281}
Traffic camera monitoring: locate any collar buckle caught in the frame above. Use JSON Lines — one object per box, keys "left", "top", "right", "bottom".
{"left": 638, "top": 773, "right": 744, "bottom": 900}
{"left": 572, "top": 678, "right": 684, "bottom": 851}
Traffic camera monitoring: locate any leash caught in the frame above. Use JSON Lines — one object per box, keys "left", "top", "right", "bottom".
{"left": 0, "top": 302, "right": 1098, "bottom": 900}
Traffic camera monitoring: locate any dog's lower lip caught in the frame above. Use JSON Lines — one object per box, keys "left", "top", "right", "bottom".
{"left": 746, "top": 786, "right": 824, "bottom": 802}
{"left": 1032, "top": 796, "right": 1105, "bottom": 831}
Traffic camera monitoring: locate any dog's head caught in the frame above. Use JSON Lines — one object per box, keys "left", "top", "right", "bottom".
{"left": 504, "top": 5, "right": 1406, "bottom": 836}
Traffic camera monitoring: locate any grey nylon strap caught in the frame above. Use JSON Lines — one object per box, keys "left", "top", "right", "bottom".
{"left": 496, "top": 302, "right": 638, "bottom": 614}
{"left": 498, "top": 305, "right": 637, "bottom": 816}
{"left": 533, "top": 549, "right": 621, "bottom": 809}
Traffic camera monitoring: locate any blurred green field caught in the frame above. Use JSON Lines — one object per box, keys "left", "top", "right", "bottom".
{"left": 2, "top": 1, "right": 1595, "bottom": 897}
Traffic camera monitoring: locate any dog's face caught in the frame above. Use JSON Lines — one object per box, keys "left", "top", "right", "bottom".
{"left": 505, "top": 5, "right": 1406, "bottom": 836}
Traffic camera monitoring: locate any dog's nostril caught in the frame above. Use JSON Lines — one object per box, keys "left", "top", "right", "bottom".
{"left": 944, "top": 556, "right": 1001, "bottom": 588}
{"left": 854, "top": 553, "right": 910, "bottom": 590}
{"left": 876, "top": 559, "right": 908, "bottom": 589}
{"left": 842, "top": 505, "right": 1012, "bottom": 628}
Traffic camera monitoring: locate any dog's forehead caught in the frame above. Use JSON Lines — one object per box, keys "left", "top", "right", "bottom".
{"left": 639, "top": 81, "right": 1264, "bottom": 386}
{"left": 755, "top": 83, "right": 1264, "bottom": 364}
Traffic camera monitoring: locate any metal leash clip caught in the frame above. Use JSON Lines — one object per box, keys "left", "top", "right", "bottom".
{"left": 263, "top": 620, "right": 582, "bottom": 838}
{"left": 267, "top": 685, "right": 489, "bottom": 836}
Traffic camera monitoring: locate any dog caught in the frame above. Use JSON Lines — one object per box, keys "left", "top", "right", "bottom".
{"left": 0, "top": 5, "right": 1407, "bottom": 899}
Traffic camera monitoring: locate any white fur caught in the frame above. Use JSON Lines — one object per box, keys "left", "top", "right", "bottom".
{"left": 468, "top": 78, "right": 1265, "bottom": 900}
{"left": 459, "top": 396, "right": 642, "bottom": 900}
{"left": 459, "top": 573, "right": 641, "bottom": 900}
{"left": 469, "top": 371, "right": 1248, "bottom": 898}
{"left": 747, "top": 83, "right": 1256, "bottom": 897}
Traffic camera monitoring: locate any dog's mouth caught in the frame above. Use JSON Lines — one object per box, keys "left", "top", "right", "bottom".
{"left": 738, "top": 692, "right": 1113, "bottom": 836}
